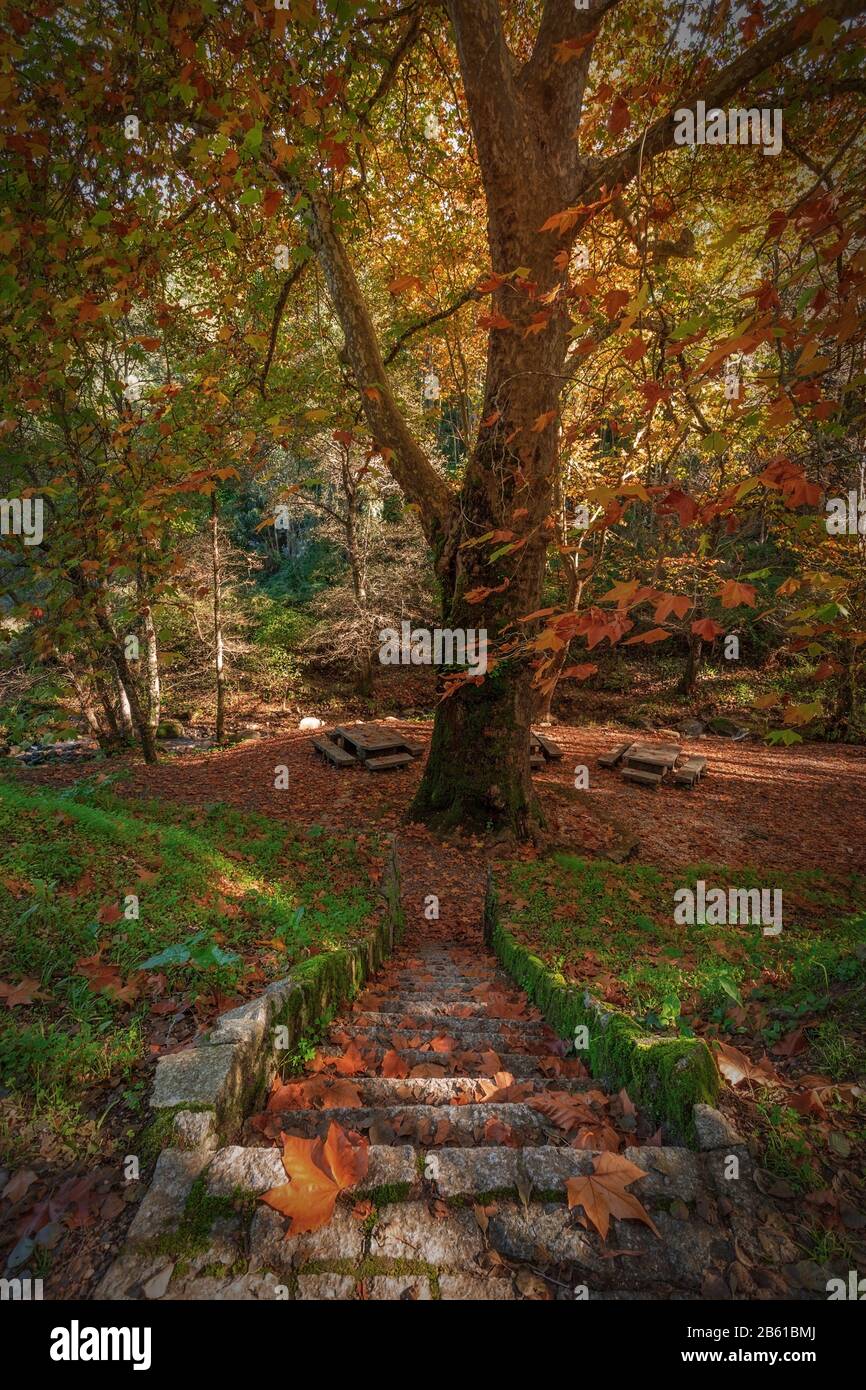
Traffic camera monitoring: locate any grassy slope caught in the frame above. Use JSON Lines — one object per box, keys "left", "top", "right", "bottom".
{"left": 0, "top": 775, "right": 383, "bottom": 1166}
{"left": 497, "top": 854, "right": 866, "bottom": 1208}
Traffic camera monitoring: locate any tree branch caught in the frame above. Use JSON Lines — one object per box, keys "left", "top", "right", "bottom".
{"left": 519, "top": 0, "right": 625, "bottom": 195}
{"left": 360, "top": 7, "right": 425, "bottom": 123}
{"left": 588, "top": 0, "right": 866, "bottom": 201}
{"left": 383, "top": 286, "right": 480, "bottom": 366}
{"left": 259, "top": 260, "right": 309, "bottom": 396}
{"left": 297, "top": 185, "right": 456, "bottom": 542}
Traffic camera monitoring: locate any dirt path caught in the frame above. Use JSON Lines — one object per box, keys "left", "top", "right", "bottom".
{"left": 97, "top": 837, "right": 796, "bottom": 1302}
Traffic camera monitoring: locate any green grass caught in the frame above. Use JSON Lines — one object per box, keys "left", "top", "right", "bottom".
{"left": 0, "top": 775, "right": 383, "bottom": 1157}
{"left": 496, "top": 854, "right": 866, "bottom": 1041}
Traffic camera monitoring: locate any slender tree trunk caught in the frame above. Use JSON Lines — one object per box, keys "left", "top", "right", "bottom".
{"left": 678, "top": 632, "right": 704, "bottom": 697}
{"left": 93, "top": 669, "right": 121, "bottom": 745}
{"left": 345, "top": 491, "right": 374, "bottom": 699}
{"left": 61, "top": 657, "right": 110, "bottom": 750}
{"left": 210, "top": 491, "right": 226, "bottom": 743}
{"left": 142, "top": 604, "right": 161, "bottom": 733}
{"left": 114, "top": 668, "right": 135, "bottom": 743}
{"left": 90, "top": 602, "right": 158, "bottom": 763}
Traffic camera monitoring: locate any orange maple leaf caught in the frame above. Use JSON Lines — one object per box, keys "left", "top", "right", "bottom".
{"left": 718, "top": 579, "right": 757, "bottom": 608}
{"left": 566, "top": 1151, "right": 660, "bottom": 1241}
{"left": 261, "top": 1123, "right": 369, "bottom": 1236}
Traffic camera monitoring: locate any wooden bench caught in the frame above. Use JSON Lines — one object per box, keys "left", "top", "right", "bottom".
{"left": 530, "top": 755, "right": 546, "bottom": 771}
{"left": 673, "top": 755, "right": 707, "bottom": 788}
{"left": 312, "top": 736, "right": 357, "bottom": 768}
{"left": 531, "top": 731, "right": 564, "bottom": 761}
{"left": 622, "top": 766, "right": 663, "bottom": 789}
{"left": 598, "top": 742, "right": 633, "bottom": 769}
{"left": 366, "top": 752, "right": 413, "bottom": 772}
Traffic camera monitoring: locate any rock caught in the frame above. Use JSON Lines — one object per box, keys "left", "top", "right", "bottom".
{"left": 173, "top": 1272, "right": 284, "bottom": 1301}
{"left": 371, "top": 1202, "right": 484, "bottom": 1268}
{"left": 706, "top": 716, "right": 745, "bottom": 737}
{"left": 488, "top": 1205, "right": 608, "bottom": 1275}
{"left": 151, "top": 1043, "right": 240, "bottom": 1113}
{"left": 156, "top": 719, "right": 185, "bottom": 738}
{"left": 678, "top": 720, "right": 705, "bottom": 737}
{"left": 365, "top": 1276, "right": 432, "bottom": 1300}
{"left": 439, "top": 1272, "right": 517, "bottom": 1300}
{"left": 425, "top": 1147, "right": 518, "bottom": 1196}
{"left": 206, "top": 1146, "right": 284, "bottom": 1197}
{"left": 296, "top": 1274, "right": 356, "bottom": 1300}
{"left": 95, "top": 1251, "right": 170, "bottom": 1300}
{"left": 298, "top": 716, "right": 324, "bottom": 730}
{"left": 693, "top": 1104, "right": 743, "bottom": 1151}
{"left": 127, "top": 1150, "right": 209, "bottom": 1245}
{"left": 142, "top": 1263, "right": 175, "bottom": 1299}
{"left": 249, "top": 1203, "right": 365, "bottom": 1268}
{"left": 173, "top": 1110, "right": 219, "bottom": 1152}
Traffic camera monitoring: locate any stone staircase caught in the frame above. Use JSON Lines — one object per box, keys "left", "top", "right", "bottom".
{"left": 98, "top": 912, "right": 791, "bottom": 1301}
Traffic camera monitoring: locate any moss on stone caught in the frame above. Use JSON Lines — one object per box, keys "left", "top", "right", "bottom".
{"left": 140, "top": 1103, "right": 215, "bottom": 1162}
{"left": 487, "top": 887, "right": 719, "bottom": 1143}
{"left": 140, "top": 1177, "right": 254, "bottom": 1262}
{"left": 355, "top": 1181, "right": 413, "bottom": 1207}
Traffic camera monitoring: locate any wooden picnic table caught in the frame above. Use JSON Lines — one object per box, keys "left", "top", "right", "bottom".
{"left": 622, "top": 742, "right": 681, "bottom": 772}
{"left": 332, "top": 723, "right": 413, "bottom": 759}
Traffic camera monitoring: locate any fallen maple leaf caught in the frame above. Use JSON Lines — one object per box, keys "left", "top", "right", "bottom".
{"left": 261, "top": 1123, "right": 369, "bottom": 1236}
{"left": 0, "top": 976, "right": 49, "bottom": 1007}
{"left": 381, "top": 1049, "right": 409, "bottom": 1079}
{"left": 332, "top": 1042, "right": 367, "bottom": 1076}
{"left": 715, "top": 1041, "right": 782, "bottom": 1088}
{"left": 530, "top": 1090, "right": 597, "bottom": 1132}
{"left": 2, "top": 1169, "right": 38, "bottom": 1203}
{"left": 566, "top": 1152, "right": 660, "bottom": 1241}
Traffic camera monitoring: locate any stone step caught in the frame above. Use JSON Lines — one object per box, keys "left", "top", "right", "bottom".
{"left": 424, "top": 1144, "right": 702, "bottom": 1201}
{"left": 348, "top": 1011, "right": 553, "bottom": 1037}
{"left": 315, "top": 1045, "right": 566, "bottom": 1077}
{"left": 269, "top": 1102, "right": 557, "bottom": 1146}
{"left": 329, "top": 1024, "right": 555, "bottom": 1054}
{"left": 351, "top": 997, "right": 523, "bottom": 1021}
{"left": 329, "top": 1074, "right": 594, "bottom": 1107}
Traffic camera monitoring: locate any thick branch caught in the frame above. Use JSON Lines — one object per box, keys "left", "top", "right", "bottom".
{"left": 519, "top": 0, "right": 626, "bottom": 195}
{"left": 300, "top": 187, "right": 456, "bottom": 541}
{"left": 444, "top": 0, "right": 529, "bottom": 231}
{"left": 590, "top": 0, "right": 866, "bottom": 200}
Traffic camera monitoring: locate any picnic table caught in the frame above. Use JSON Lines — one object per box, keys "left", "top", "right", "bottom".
{"left": 312, "top": 723, "right": 421, "bottom": 772}
{"left": 597, "top": 740, "right": 708, "bottom": 790}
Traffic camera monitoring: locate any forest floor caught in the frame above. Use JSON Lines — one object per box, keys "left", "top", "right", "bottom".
{"left": 27, "top": 715, "right": 865, "bottom": 876}
{"left": 2, "top": 713, "right": 864, "bottom": 1298}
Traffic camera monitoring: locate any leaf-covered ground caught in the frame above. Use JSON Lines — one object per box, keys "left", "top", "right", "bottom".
{"left": 17, "top": 716, "right": 866, "bottom": 875}
{"left": 4, "top": 719, "right": 866, "bottom": 1293}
